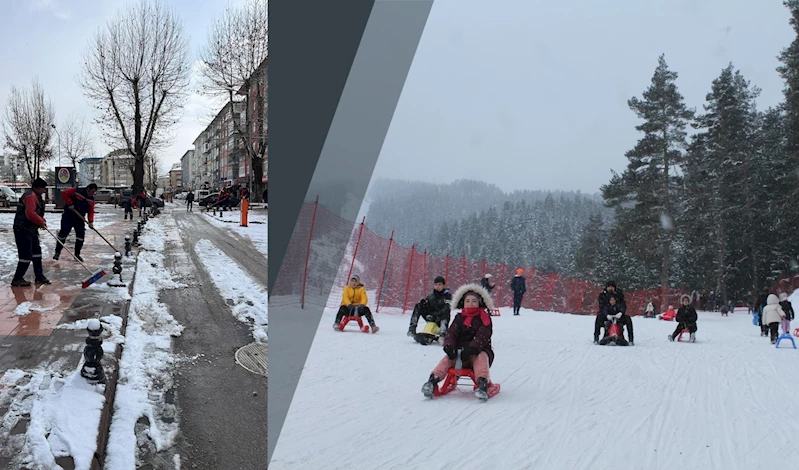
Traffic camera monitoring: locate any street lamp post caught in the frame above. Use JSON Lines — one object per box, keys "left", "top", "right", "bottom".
{"left": 50, "top": 124, "right": 61, "bottom": 168}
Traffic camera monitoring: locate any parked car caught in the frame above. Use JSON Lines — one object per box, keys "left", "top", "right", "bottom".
{"left": 94, "top": 189, "right": 116, "bottom": 204}
{"left": 0, "top": 186, "right": 19, "bottom": 207}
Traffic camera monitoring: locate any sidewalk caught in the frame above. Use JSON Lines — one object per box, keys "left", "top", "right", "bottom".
{"left": 0, "top": 207, "right": 138, "bottom": 469}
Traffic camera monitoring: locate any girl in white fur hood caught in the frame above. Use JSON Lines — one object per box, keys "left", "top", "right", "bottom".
{"left": 762, "top": 293, "right": 787, "bottom": 344}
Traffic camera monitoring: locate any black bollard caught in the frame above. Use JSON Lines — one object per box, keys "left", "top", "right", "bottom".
{"left": 107, "top": 252, "right": 126, "bottom": 287}
{"left": 124, "top": 235, "right": 131, "bottom": 257}
{"left": 80, "top": 318, "right": 106, "bottom": 384}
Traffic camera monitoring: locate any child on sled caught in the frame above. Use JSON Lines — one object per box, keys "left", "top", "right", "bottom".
{"left": 408, "top": 276, "right": 452, "bottom": 344}
{"left": 421, "top": 283, "right": 496, "bottom": 400}
{"left": 333, "top": 274, "right": 379, "bottom": 333}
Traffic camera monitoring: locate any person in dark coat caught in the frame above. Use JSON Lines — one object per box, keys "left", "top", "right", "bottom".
{"left": 408, "top": 276, "right": 452, "bottom": 344}
{"left": 53, "top": 183, "right": 96, "bottom": 262}
{"left": 421, "top": 283, "right": 496, "bottom": 400}
{"left": 596, "top": 294, "right": 632, "bottom": 345}
{"left": 510, "top": 269, "right": 527, "bottom": 316}
{"left": 669, "top": 294, "right": 698, "bottom": 342}
{"left": 779, "top": 292, "right": 795, "bottom": 322}
{"left": 186, "top": 190, "right": 195, "bottom": 212}
{"left": 11, "top": 178, "right": 49, "bottom": 287}
{"left": 480, "top": 274, "right": 496, "bottom": 294}
{"left": 598, "top": 280, "right": 627, "bottom": 313}
{"left": 594, "top": 280, "right": 633, "bottom": 345}
{"left": 756, "top": 287, "right": 770, "bottom": 336}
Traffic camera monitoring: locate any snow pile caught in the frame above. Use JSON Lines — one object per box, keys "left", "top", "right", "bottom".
{"left": 105, "top": 218, "right": 185, "bottom": 469}
{"left": 271, "top": 300, "right": 799, "bottom": 470}
{"left": 201, "top": 210, "right": 267, "bottom": 259}
{"left": 194, "top": 238, "right": 268, "bottom": 342}
{"left": 0, "top": 366, "right": 105, "bottom": 470}
{"left": 13, "top": 301, "right": 56, "bottom": 316}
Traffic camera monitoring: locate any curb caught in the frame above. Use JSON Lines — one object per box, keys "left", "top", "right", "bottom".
{"left": 89, "top": 240, "right": 140, "bottom": 470}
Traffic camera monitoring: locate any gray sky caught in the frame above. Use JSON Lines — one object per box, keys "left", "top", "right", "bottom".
{"left": 0, "top": 0, "right": 238, "bottom": 176}
{"left": 372, "top": 0, "right": 795, "bottom": 195}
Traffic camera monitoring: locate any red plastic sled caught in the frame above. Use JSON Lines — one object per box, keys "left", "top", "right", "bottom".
{"left": 433, "top": 367, "right": 501, "bottom": 399}
{"left": 338, "top": 315, "right": 370, "bottom": 333}
{"left": 676, "top": 329, "right": 696, "bottom": 343}
{"left": 607, "top": 322, "right": 622, "bottom": 337}
{"left": 490, "top": 308, "right": 501, "bottom": 317}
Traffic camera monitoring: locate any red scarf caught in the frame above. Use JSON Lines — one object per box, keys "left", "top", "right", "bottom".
{"left": 461, "top": 307, "right": 490, "bottom": 328}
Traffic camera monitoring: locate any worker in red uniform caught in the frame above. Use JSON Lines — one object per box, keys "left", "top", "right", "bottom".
{"left": 52, "top": 183, "right": 96, "bottom": 262}
{"left": 11, "top": 178, "right": 49, "bottom": 287}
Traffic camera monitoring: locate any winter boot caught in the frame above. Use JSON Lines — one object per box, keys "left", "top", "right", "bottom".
{"left": 75, "top": 254, "right": 84, "bottom": 262}
{"left": 11, "top": 262, "right": 30, "bottom": 287}
{"left": 52, "top": 251, "right": 60, "bottom": 261}
{"left": 407, "top": 326, "right": 416, "bottom": 337}
{"left": 668, "top": 334, "right": 674, "bottom": 342}
{"left": 369, "top": 322, "right": 379, "bottom": 333}
{"left": 332, "top": 321, "right": 341, "bottom": 331}
{"left": 35, "top": 276, "right": 51, "bottom": 285}
{"left": 422, "top": 374, "right": 438, "bottom": 398}
{"left": 475, "top": 377, "right": 489, "bottom": 400}
{"left": 689, "top": 332, "right": 696, "bottom": 342}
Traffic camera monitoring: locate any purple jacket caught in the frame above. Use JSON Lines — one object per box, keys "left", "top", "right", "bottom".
{"left": 443, "top": 311, "right": 494, "bottom": 366}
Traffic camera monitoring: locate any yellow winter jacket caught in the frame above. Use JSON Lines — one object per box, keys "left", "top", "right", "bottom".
{"left": 342, "top": 284, "right": 368, "bottom": 306}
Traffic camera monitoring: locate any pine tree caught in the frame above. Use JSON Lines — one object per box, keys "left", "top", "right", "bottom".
{"left": 601, "top": 54, "right": 695, "bottom": 292}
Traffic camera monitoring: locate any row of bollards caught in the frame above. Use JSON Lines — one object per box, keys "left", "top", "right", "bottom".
{"left": 81, "top": 210, "right": 152, "bottom": 384}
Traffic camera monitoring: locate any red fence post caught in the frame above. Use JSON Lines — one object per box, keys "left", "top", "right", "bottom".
{"left": 347, "top": 217, "right": 366, "bottom": 281}
{"left": 445, "top": 254, "right": 449, "bottom": 287}
{"left": 496, "top": 260, "right": 506, "bottom": 307}
{"left": 402, "top": 246, "right": 416, "bottom": 313}
{"left": 422, "top": 250, "right": 428, "bottom": 300}
{"left": 544, "top": 273, "right": 558, "bottom": 312}
{"left": 301, "top": 196, "right": 319, "bottom": 309}
{"left": 375, "top": 230, "right": 394, "bottom": 313}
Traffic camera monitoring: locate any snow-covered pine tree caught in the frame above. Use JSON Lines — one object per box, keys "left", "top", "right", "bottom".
{"left": 601, "top": 54, "right": 695, "bottom": 293}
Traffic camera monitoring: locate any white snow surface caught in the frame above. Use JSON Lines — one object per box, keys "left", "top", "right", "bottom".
{"left": 105, "top": 215, "right": 185, "bottom": 469}
{"left": 201, "top": 209, "right": 267, "bottom": 259}
{"left": 194, "top": 238, "right": 268, "bottom": 342}
{"left": 271, "top": 298, "right": 799, "bottom": 470}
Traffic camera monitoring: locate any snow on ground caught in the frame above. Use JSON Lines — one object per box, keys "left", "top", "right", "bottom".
{"left": 200, "top": 209, "right": 267, "bottom": 259}
{"left": 194, "top": 238, "right": 268, "bottom": 342}
{"left": 105, "top": 214, "right": 185, "bottom": 469}
{"left": 0, "top": 308, "right": 128, "bottom": 470}
{"left": 271, "top": 301, "right": 799, "bottom": 470}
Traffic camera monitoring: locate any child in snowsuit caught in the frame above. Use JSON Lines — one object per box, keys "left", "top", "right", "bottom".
{"left": 644, "top": 301, "right": 655, "bottom": 318}
{"left": 122, "top": 196, "right": 134, "bottom": 220}
{"left": 779, "top": 292, "right": 795, "bottom": 335}
{"left": 669, "top": 295, "right": 698, "bottom": 342}
{"left": 421, "top": 283, "right": 495, "bottom": 400}
{"left": 334, "top": 274, "right": 379, "bottom": 333}
{"left": 756, "top": 287, "right": 770, "bottom": 336}
{"left": 594, "top": 294, "right": 633, "bottom": 345}
{"left": 408, "top": 276, "right": 452, "bottom": 344}
{"left": 510, "top": 269, "right": 526, "bottom": 316}
{"left": 762, "top": 293, "right": 786, "bottom": 343}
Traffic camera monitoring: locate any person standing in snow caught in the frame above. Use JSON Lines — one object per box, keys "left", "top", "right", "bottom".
{"left": 762, "top": 293, "right": 787, "bottom": 344}
{"left": 334, "top": 274, "right": 379, "bottom": 333}
{"left": 52, "top": 183, "right": 96, "bottom": 262}
{"left": 421, "top": 284, "right": 496, "bottom": 400}
{"left": 756, "top": 287, "right": 771, "bottom": 336}
{"left": 510, "top": 269, "right": 526, "bottom": 316}
{"left": 668, "top": 294, "right": 698, "bottom": 342}
{"left": 11, "top": 178, "right": 50, "bottom": 287}
{"left": 186, "top": 190, "right": 195, "bottom": 212}
{"left": 407, "top": 276, "right": 452, "bottom": 343}
{"left": 779, "top": 292, "right": 794, "bottom": 335}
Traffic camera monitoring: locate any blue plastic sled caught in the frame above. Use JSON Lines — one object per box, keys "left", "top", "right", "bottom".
{"left": 776, "top": 333, "right": 797, "bottom": 349}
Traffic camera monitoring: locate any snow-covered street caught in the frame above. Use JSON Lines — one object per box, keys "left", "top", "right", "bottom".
{"left": 0, "top": 204, "right": 267, "bottom": 469}
{"left": 271, "top": 293, "right": 799, "bottom": 470}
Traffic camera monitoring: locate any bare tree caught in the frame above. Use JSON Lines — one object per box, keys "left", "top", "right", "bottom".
{"left": 79, "top": 0, "right": 190, "bottom": 195}
{"left": 59, "top": 113, "right": 94, "bottom": 184}
{"left": 2, "top": 79, "right": 56, "bottom": 181}
{"left": 199, "top": 0, "right": 268, "bottom": 201}
{"left": 145, "top": 151, "right": 161, "bottom": 193}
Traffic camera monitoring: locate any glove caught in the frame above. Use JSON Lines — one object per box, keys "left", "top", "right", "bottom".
{"left": 460, "top": 346, "right": 478, "bottom": 362}
{"left": 614, "top": 313, "right": 622, "bottom": 319}
{"left": 88, "top": 223, "right": 94, "bottom": 230}
{"left": 443, "top": 345, "right": 456, "bottom": 360}
{"left": 425, "top": 314, "right": 435, "bottom": 322}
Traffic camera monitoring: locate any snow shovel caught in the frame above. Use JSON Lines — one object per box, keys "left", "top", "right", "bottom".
{"left": 42, "top": 227, "right": 106, "bottom": 288}
{"left": 67, "top": 206, "right": 120, "bottom": 253}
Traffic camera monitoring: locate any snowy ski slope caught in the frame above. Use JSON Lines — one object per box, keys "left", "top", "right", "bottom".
{"left": 270, "top": 292, "right": 799, "bottom": 470}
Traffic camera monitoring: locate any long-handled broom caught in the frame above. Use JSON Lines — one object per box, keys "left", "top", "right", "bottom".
{"left": 42, "top": 227, "right": 106, "bottom": 288}
{"left": 68, "top": 207, "right": 120, "bottom": 253}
